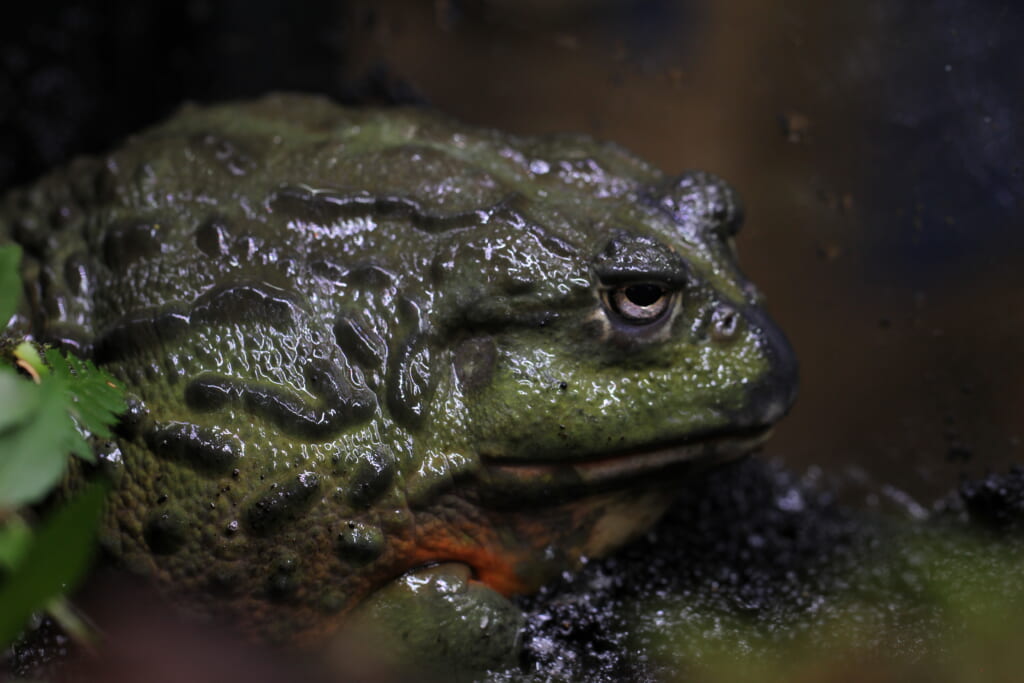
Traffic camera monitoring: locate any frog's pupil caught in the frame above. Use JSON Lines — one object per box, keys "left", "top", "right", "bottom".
{"left": 624, "top": 284, "right": 663, "bottom": 307}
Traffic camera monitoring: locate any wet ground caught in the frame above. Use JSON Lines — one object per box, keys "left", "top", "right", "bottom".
{"left": 507, "top": 458, "right": 1024, "bottom": 681}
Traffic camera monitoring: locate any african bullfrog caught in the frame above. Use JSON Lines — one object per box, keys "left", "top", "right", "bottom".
{"left": 1, "top": 93, "right": 796, "bottom": 672}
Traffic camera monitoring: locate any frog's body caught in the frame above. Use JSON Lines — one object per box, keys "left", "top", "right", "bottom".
{"left": 1, "top": 94, "right": 795, "bottom": 660}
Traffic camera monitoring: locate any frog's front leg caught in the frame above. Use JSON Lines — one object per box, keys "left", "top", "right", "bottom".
{"left": 332, "top": 562, "right": 524, "bottom": 679}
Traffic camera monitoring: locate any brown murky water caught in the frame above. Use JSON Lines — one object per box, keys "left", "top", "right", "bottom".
{"left": 338, "top": 0, "right": 1023, "bottom": 504}
{"left": 2, "top": 1, "right": 1018, "bottom": 503}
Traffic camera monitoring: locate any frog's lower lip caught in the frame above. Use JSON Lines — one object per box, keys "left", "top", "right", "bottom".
{"left": 475, "top": 427, "right": 771, "bottom": 499}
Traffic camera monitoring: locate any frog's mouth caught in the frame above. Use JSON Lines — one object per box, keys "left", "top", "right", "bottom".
{"left": 475, "top": 426, "right": 771, "bottom": 503}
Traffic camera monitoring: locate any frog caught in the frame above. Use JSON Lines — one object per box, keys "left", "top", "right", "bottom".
{"left": 1, "top": 93, "right": 797, "bottom": 674}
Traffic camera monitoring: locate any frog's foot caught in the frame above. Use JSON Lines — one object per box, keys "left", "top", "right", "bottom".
{"left": 330, "top": 563, "right": 524, "bottom": 680}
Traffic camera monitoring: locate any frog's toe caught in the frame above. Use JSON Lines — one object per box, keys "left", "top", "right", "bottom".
{"left": 330, "top": 562, "right": 524, "bottom": 680}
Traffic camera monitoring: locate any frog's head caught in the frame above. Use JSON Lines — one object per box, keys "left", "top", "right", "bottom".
{"left": 435, "top": 169, "right": 796, "bottom": 502}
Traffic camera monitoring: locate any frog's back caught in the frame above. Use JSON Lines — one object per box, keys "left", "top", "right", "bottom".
{"left": 3, "top": 94, "right": 654, "bottom": 346}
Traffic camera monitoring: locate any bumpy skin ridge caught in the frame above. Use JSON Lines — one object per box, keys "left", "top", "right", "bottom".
{"left": 0, "top": 94, "right": 795, "bottom": 646}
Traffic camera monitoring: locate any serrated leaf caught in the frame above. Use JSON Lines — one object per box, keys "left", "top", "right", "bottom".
{"left": 0, "top": 372, "right": 74, "bottom": 508}
{"left": 0, "top": 483, "right": 106, "bottom": 647}
{"left": 43, "top": 348, "right": 126, "bottom": 462}
{"left": 0, "top": 244, "right": 21, "bottom": 330}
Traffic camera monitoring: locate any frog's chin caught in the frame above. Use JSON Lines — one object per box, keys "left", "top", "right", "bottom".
{"left": 475, "top": 427, "right": 771, "bottom": 503}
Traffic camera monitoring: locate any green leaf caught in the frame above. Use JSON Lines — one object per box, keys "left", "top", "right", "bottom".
{"left": 0, "top": 243, "right": 21, "bottom": 330}
{"left": 0, "top": 347, "right": 125, "bottom": 508}
{"left": 0, "top": 483, "right": 107, "bottom": 647}
{"left": 0, "top": 517, "right": 32, "bottom": 571}
{"left": 0, "top": 369, "right": 37, "bottom": 433}
{"left": 43, "top": 348, "right": 126, "bottom": 463}
{"left": 0, "top": 370, "right": 73, "bottom": 508}
{"left": 13, "top": 341, "right": 47, "bottom": 379}
{"left": 46, "top": 595, "right": 95, "bottom": 646}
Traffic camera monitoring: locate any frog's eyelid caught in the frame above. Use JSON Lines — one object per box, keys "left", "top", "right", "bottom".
{"left": 591, "top": 232, "right": 689, "bottom": 287}
{"left": 594, "top": 270, "right": 687, "bottom": 288}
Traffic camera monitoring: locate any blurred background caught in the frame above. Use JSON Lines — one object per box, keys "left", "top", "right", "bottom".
{"left": 2, "top": 0, "right": 1021, "bottom": 505}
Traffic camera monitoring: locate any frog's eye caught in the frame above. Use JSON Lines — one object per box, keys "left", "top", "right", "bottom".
{"left": 603, "top": 283, "right": 673, "bottom": 324}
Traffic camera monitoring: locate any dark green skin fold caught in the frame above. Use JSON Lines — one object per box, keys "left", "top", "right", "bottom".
{"left": 0, "top": 94, "right": 796, "bottom": 672}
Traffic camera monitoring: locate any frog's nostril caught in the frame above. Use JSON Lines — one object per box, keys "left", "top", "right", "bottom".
{"left": 709, "top": 303, "right": 740, "bottom": 342}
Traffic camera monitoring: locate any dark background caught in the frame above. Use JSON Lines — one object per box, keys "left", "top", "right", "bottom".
{"left": 3, "top": 0, "right": 1022, "bottom": 506}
